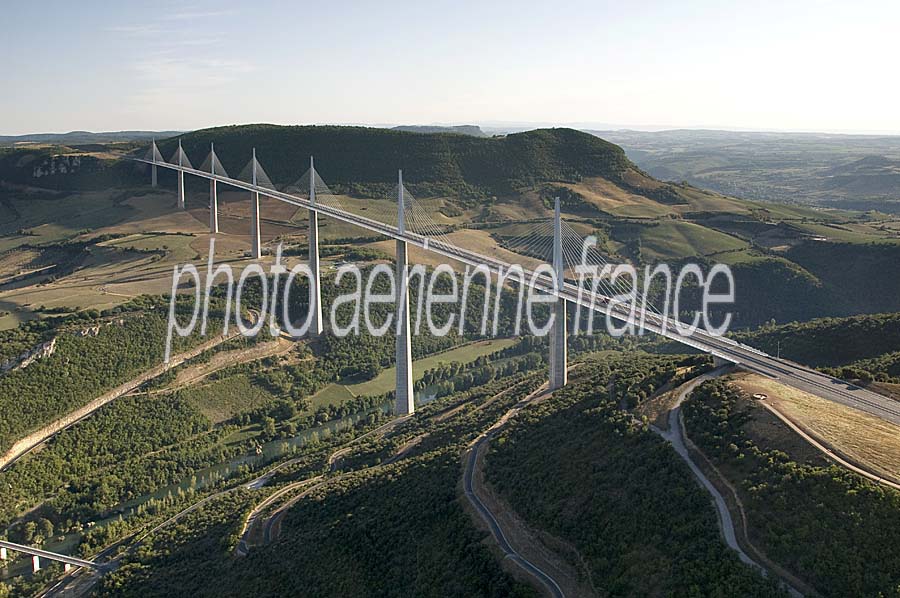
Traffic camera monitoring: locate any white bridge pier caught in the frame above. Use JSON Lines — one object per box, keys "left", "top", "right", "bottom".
{"left": 176, "top": 139, "right": 185, "bottom": 210}
{"left": 549, "top": 198, "right": 568, "bottom": 390}
{"left": 250, "top": 148, "right": 261, "bottom": 259}
{"left": 209, "top": 142, "right": 219, "bottom": 234}
{"left": 395, "top": 171, "right": 415, "bottom": 415}
{"left": 308, "top": 156, "right": 324, "bottom": 335}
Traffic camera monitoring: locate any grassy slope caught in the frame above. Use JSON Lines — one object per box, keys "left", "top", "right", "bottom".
{"left": 731, "top": 372, "right": 900, "bottom": 483}
{"left": 180, "top": 374, "right": 278, "bottom": 424}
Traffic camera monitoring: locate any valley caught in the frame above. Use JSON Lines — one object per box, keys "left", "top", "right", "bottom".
{"left": 0, "top": 126, "right": 899, "bottom": 597}
{"left": 596, "top": 129, "right": 900, "bottom": 213}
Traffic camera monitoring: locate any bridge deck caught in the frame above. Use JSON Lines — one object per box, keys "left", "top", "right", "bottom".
{"left": 0, "top": 540, "right": 99, "bottom": 569}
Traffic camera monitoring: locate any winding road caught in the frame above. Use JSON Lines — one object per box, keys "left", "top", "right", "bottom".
{"left": 650, "top": 370, "right": 803, "bottom": 597}
{"left": 235, "top": 415, "right": 408, "bottom": 555}
{"left": 461, "top": 382, "right": 566, "bottom": 598}
{"left": 650, "top": 370, "right": 759, "bottom": 568}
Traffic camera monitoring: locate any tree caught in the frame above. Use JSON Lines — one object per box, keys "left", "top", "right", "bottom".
{"left": 262, "top": 417, "right": 277, "bottom": 440}
{"left": 37, "top": 518, "right": 54, "bottom": 540}
{"left": 22, "top": 521, "right": 37, "bottom": 543}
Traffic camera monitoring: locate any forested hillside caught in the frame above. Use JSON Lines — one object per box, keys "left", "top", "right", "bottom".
{"left": 485, "top": 353, "right": 780, "bottom": 596}
{"left": 734, "top": 312, "right": 900, "bottom": 381}
{"left": 0, "top": 302, "right": 220, "bottom": 454}
{"left": 94, "top": 376, "right": 546, "bottom": 598}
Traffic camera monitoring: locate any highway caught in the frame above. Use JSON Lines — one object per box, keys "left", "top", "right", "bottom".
{"left": 140, "top": 157, "right": 900, "bottom": 427}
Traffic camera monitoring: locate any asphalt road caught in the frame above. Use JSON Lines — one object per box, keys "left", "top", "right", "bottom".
{"left": 464, "top": 441, "right": 565, "bottom": 598}
{"left": 650, "top": 370, "right": 759, "bottom": 568}
{"left": 461, "top": 386, "right": 566, "bottom": 598}
{"left": 651, "top": 370, "right": 803, "bottom": 598}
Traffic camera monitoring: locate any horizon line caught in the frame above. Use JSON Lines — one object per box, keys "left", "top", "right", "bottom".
{"left": 3, "top": 121, "right": 900, "bottom": 139}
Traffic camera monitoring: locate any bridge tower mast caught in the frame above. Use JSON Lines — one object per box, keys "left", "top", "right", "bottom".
{"left": 209, "top": 142, "right": 219, "bottom": 234}
{"left": 308, "top": 156, "right": 323, "bottom": 335}
{"left": 250, "top": 148, "right": 261, "bottom": 259}
{"left": 176, "top": 139, "right": 185, "bottom": 210}
{"left": 395, "top": 170, "right": 415, "bottom": 415}
{"left": 549, "top": 198, "right": 568, "bottom": 390}
{"left": 150, "top": 138, "right": 158, "bottom": 187}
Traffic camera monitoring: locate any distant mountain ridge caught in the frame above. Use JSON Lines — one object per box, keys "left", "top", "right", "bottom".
{"left": 0, "top": 130, "right": 183, "bottom": 146}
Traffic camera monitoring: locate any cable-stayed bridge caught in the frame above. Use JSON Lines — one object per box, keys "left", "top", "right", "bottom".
{"left": 135, "top": 141, "right": 900, "bottom": 426}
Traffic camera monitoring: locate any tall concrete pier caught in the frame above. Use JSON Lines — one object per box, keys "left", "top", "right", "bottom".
{"left": 150, "top": 139, "right": 158, "bottom": 187}
{"left": 176, "top": 139, "right": 185, "bottom": 210}
{"left": 549, "top": 198, "right": 568, "bottom": 390}
{"left": 308, "top": 156, "right": 324, "bottom": 335}
{"left": 395, "top": 170, "right": 414, "bottom": 415}
{"left": 209, "top": 142, "right": 219, "bottom": 233}
{"left": 250, "top": 148, "right": 261, "bottom": 259}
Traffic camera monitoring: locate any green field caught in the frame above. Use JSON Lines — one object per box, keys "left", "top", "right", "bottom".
{"left": 793, "top": 222, "right": 900, "bottom": 244}
{"left": 613, "top": 220, "right": 749, "bottom": 261}
{"left": 181, "top": 374, "right": 278, "bottom": 424}
{"left": 311, "top": 338, "right": 517, "bottom": 405}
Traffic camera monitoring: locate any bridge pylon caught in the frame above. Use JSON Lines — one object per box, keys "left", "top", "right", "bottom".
{"left": 249, "top": 148, "right": 261, "bottom": 259}
{"left": 308, "top": 156, "right": 323, "bottom": 335}
{"left": 549, "top": 198, "right": 568, "bottom": 390}
{"left": 209, "top": 142, "right": 219, "bottom": 234}
{"left": 150, "top": 139, "right": 158, "bottom": 187}
{"left": 176, "top": 139, "right": 185, "bottom": 210}
{"left": 395, "top": 170, "right": 414, "bottom": 415}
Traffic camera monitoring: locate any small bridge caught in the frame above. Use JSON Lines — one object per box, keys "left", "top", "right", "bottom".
{"left": 0, "top": 540, "right": 99, "bottom": 573}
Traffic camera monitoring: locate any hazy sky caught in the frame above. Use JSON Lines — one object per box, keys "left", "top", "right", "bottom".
{"left": 3, "top": 0, "right": 898, "bottom": 135}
